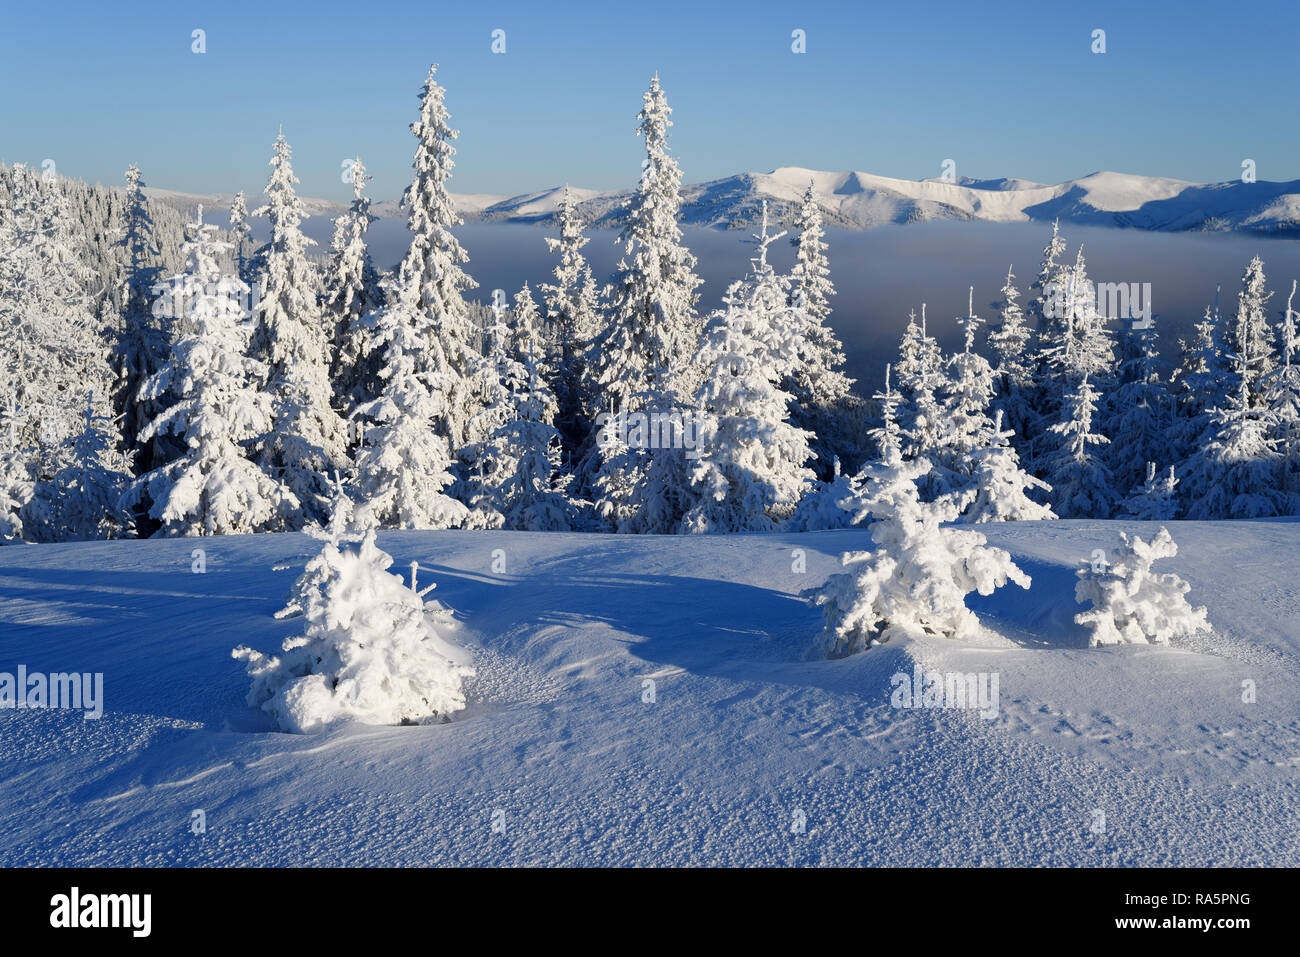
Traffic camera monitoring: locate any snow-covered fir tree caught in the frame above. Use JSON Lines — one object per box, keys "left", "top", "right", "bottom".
{"left": 987, "top": 264, "right": 1035, "bottom": 441}
{"left": 0, "top": 399, "right": 34, "bottom": 543}
{"left": 389, "top": 64, "right": 482, "bottom": 451}
{"left": 811, "top": 448, "right": 1030, "bottom": 656}
{"left": 129, "top": 208, "right": 300, "bottom": 535}
{"left": 681, "top": 211, "right": 814, "bottom": 532}
{"left": 233, "top": 486, "right": 475, "bottom": 732}
{"left": 785, "top": 181, "right": 858, "bottom": 481}
{"left": 784, "top": 457, "right": 861, "bottom": 531}
{"left": 32, "top": 392, "right": 131, "bottom": 541}
{"left": 228, "top": 190, "right": 254, "bottom": 287}
{"left": 1106, "top": 315, "right": 1174, "bottom": 497}
{"left": 349, "top": 266, "right": 469, "bottom": 531}
{"left": 1075, "top": 527, "right": 1209, "bottom": 647}
{"left": 0, "top": 163, "right": 113, "bottom": 449}
{"left": 510, "top": 281, "right": 546, "bottom": 364}
{"left": 1171, "top": 294, "right": 1228, "bottom": 462}
{"left": 1039, "top": 245, "right": 1114, "bottom": 385}
{"left": 1031, "top": 241, "right": 1113, "bottom": 480}
{"left": 1039, "top": 375, "right": 1116, "bottom": 518}
{"left": 322, "top": 156, "right": 384, "bottom": 414}
{"left": 461, "top": 304, "right": 573, "bottom": 531}
{"left": 1181, "top": 371, "right": 1288, "bottom": 519}
{"left": 1227, "top": 256, "right": 1275, "bottom": 407}
{"left": 939, "top": 289, "right": 1000, "bottom": 493}
{"left": 962, "top": 410, "right": 1056, "bottom": 523}
{"left": 869, "top": 362, "right": 904, "bottom": 461}
{"left": 1121, "top": 462, "right": 1179, "bottom": 521}
{"left": 1179, "top": 275, "right": 1291, "bottom": 519}
{"left": 785, "top": 362, "right": 903, "bottom": 532}
{"left": 0, "top": 164, "right": 115, "bottom": 541}
{"left": 895, "top": 305, "right": 949, "bottom": 492}
{"left": 788, "top": 182, "right": 836, "bottom": 327}
{"left": 109, "top": 164, "right": 167, "bottom": 485}
{"left": 250, "top": 132, "right": 348, "bottom": 524}
{"left": 1266, "top": 280, "right": 1300, "bottom": 499}
{"left": 590, "top": 75, "right": 703, "bottom": 410}
{"left": 1028, "top": 220, "right": 1067, "bottom": 336}
{"left": 541, "top": 189, "right": 602, "bottom": 458}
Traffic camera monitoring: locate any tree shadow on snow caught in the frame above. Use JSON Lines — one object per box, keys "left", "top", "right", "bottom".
{"left": 419, "top": 562, "right": 921, "bottom": 699}
{"left": 964, "top": 556, "right": 1091, "bottom": 650}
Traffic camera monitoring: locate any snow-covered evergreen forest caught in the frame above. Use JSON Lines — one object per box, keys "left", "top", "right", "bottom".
{"left": 4, "top": 64, "right": 1299, "bottom": 548}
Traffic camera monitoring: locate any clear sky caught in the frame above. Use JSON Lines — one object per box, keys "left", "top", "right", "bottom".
{"left": 2, "top": 0, "right": 1296, "bottom": 203}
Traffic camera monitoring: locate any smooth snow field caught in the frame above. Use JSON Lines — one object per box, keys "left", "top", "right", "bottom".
{"left": 1, "top": 520, "right": 1297, "bottom": 866}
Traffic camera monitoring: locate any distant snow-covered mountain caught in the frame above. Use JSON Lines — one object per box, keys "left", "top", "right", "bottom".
{"left": 145, "top": 166, "right": 1300, "bottom": 236}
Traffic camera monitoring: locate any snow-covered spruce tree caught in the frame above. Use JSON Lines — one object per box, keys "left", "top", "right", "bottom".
{"left": 504, "top": 316, "right": 576, "bottom": 531}
{"left": 1170, "top": 297, "right": 1228, "bottom": 463}
{"left": 939, "top": 289, "right": 999, "bottom": 494}
{"left": 789, "top": 182, "right": 836, "bottom": 327}
{"left": 785, "top": 181, "right": 857, "bottom": 480}
{"left": 1040, "top": 245, "right": 1115, "bottom": 385}
{"left": 461, "top": 304, "right": 520, "bottom": 527}
{"left": 1106, "top": 315, "right": 1174, "bottom": 497}
{"left": 592, "top": 375, "right": 705, "bottom": 533}
{"left": 1019, "top": 223, "right": 1069, "bottom": 458}
{"left": 1028, "top": 220, "right": 1067, "bottom": 337}
{"left": 0, "top": 164, "right": 115, "bottom": 472}
{"left": 322, "top": 157, "right": 385, "bottom": 415}
{"left": 1039, "top": 375, "right": 1116, "bottom": 518}
{"left": 1180, "top": 372, "right": 1288, "bottom": 519}
{"left": 349, "top": 271, "right": 469, "bottom": 531}
{"left": 1266, "top": 281, "right": 1300, "bottom": 500}
{"left": 785, "top": 457, "right": 861, "bottom": 531}
{"left": 682, "top": 210, "right": 815, "bottom": 532}
{"left": 869, "top": 362, "right": 904, "bottom": 461}
{"left": 1031, "top": 243, "right": 1114, "bottom": 478}
{"left": 391, "top": 64, "right": 482, "bottom": 452}
{"left": 988, "top": 264, "right": 1035, "bottom": 442}
{"left": 541, "top": 189, "right": 603, "bottom": 458}
{"left": 963, "top": 410, "right": 1056, "bottom": 523}
{"left": 1121, "top": 462, "right": 1179, "bottom": 521}
{"left": 228, "top": 191, "right": 254, "bottom": 287}
{"left": 895, "top": 305, "right": 951, "bottom": 495}
{"left": 250, "top": 132, "right": 348, "bottom": 525}
{"left": 1075, "top": 527, "right": 1209, "bottom": 647}
{"left": 129, "top": 208, "right": 300, "bottom": 535}
{"left": 233, "top": 488, "right": 475, "bottom": 733}
{"left": 586, "top": 75, "right": 709, "bottom": 534}
{"left": 589, "top": 74, "right": 703, "bottom": 411}
{"left": 510, "top": 281, "right": 547, "bottom": 365}
{"left": 0, "top": 400, "right": 34, "bottom": 543}
{"left": 33, "top": 392, "right": 131, "bottom": 541}
{"left": 788, "top": 361, "right": 904, "bottom": 533}
{"left": 1226, "top": 256, "right": 1275, "bottom": 408}
{"left": 110, "top": 164, "right": 168, "bottom": 484}
{"left": 811, "top": 447, "right": 1030, "bottom": 656}
{"left": 461, "top": 304, "right": 573, "bottom": 531}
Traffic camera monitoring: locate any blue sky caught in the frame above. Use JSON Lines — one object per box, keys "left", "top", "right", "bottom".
{"left": 2, "top": 0, "right": 1297, "bottom": 202}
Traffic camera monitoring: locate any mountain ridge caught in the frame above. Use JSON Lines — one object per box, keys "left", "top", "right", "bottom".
{"left": 141, "top": 166, "right": 1300, "bottom": 236}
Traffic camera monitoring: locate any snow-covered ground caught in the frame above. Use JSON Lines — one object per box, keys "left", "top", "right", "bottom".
{"left": 1, "top": 520, "right": 1297, "bottom": 866}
